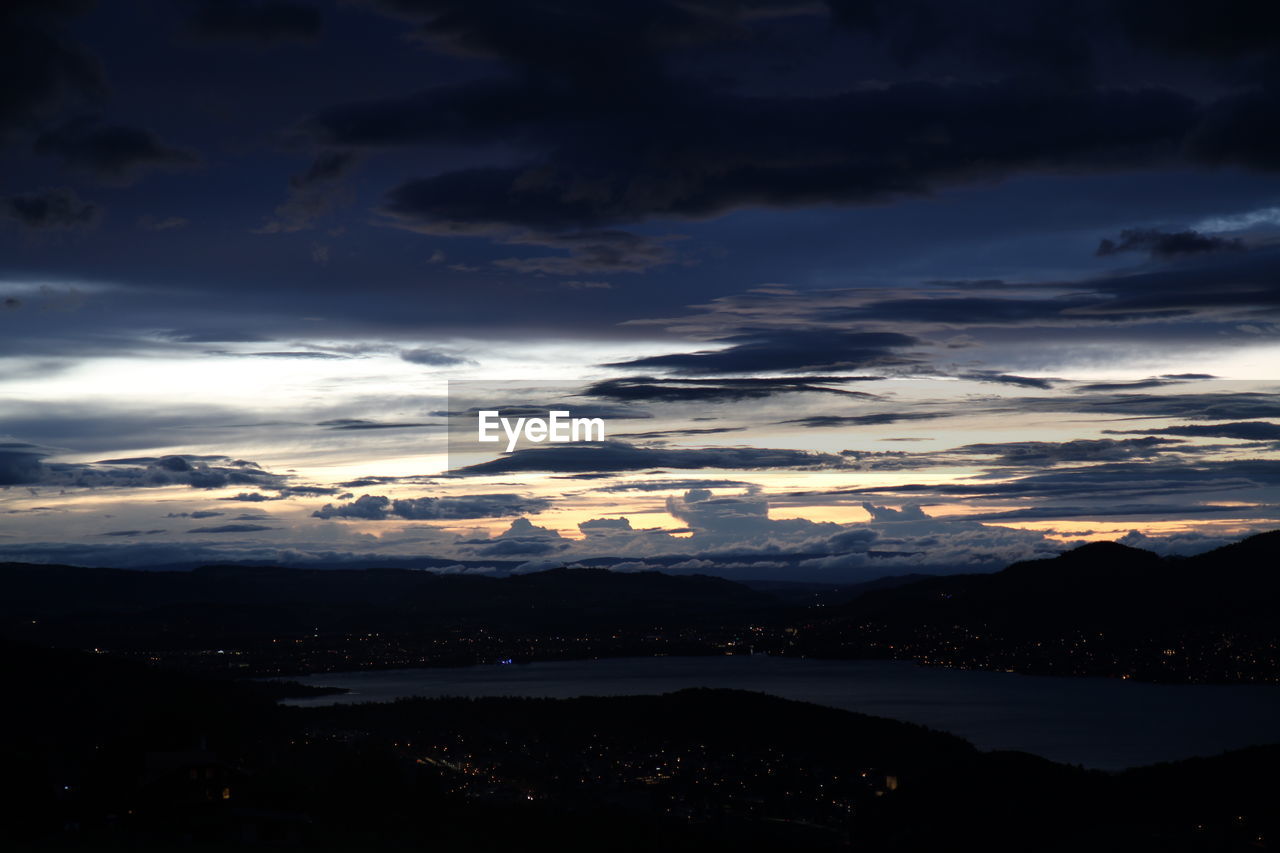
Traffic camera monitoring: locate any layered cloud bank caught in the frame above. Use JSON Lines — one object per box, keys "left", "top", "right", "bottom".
{"left": 1, "top": 1, "right": 1278, "bottom": 576}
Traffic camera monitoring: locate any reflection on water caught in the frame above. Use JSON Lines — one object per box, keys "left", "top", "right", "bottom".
{"left": 284, "top": 655, "right": 1280, "bottom": 770}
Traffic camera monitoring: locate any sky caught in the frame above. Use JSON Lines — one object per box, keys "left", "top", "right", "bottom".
{"left": 2, "top": 0, "right": 1279, "bottom": 580}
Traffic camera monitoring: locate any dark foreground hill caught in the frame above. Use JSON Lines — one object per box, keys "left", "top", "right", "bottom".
{"left": 2, "top": 640, "right": 1276, "bottom": 852}
{"left": 793, "top": 530, "right": 1280, "bottom": 682}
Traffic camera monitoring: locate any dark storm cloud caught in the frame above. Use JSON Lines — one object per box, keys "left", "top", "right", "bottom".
{"left": 234, "top": 350, "right": 347, "bottom": 359}
{"left": 2, "top": 187, "right": 99, "bottom": 229}
{"left": 829, "top": 459, "right": 1280, "bottom": 502}
{"left": 846, "top": 294, "right": 1102, "bottom": 325}
{"left": 309, "top": 1, "right": 1224, "bottom": 232}
{"left": 959, "top": 503, "right": 1280, "bottom": 522}
{"left": 1011, "top": 391, "right": 1280, "bottom": 422}
{"left": 312, "top": 492, "right": 552, "bottom": 520}
{"left": 316, "top": 418, "right": 437, "bottom": 430}
{"left": 603, "top": 331, "right": 919, "bottom": 375}
{"left": 94, "top": 454, "right": 235, "bottom": 465}
{"left": 336, "top": 475, "right": 431, "bottom": 488}
{"left": 955, "top": 436, "right": 1175, "bottom": 465}
{"left": 33, "top": 117, "right": 201, "bottom": 184}
{"left": 835, "top": 448, "right": 943, "bottom": 471}
{"left": 367, "top": 82, "right": 1197, "bottom": 234}
{"left": 0, "top": 2, "right": 102, "bottom": 142}
{"left": 188, "top": 0, "right": 323, "bottom": 42}
{"left": 638, "top": 248, "right": 1280, "bottom": 345}
{"left": 1106, "top": 422, "right": 1280, "bottom": 441}
{"left": 952, "top": 245, "right": 1280, "bottom": 327}
{"left": 0, "top": 446, "right": 288, "bottom": 490}
{"left": 1072, "top": 245, "right": 1280, "bottom": 320}
{"left": 302, "top": 5, "right": 1245, "bottom": 235}
{"left": 0, "top": 444, "right": 47, "bottom": 486}
{"left": 592, "top": 479, "right": 752, "bottom": 492}
{"left": 400, "top": 347, "right": 472, "bottom": 366}
{"left": 1096, "top": 228, "right": 1245, "bottom": 259}
{"left": 778, "top": 412, "right": 946, "bottom": 429}
{"left": 5, "top": 0, "right": 1277, "bottom": 318}
{"left": 276, "top": 485, "right": 342, "bottom": 496}
{"left": 832, "top": 437, "right": 1182, "bottom": 472}
{"left": 359, "top": 0, "right": 1278, "bottom": 91}
{"left": 305, "top": 78, "right": 556, "bottom": 150}
{"left": 0, "top": 369, "right": 347, "bottom": 462}
{"left": 611, "top": 426, "right": 746, "bottom": 439}
{"left": 827, "top": 0, "right": 1280, "bottom": 82}
{"left": 453, "top": 440, "right": 849, "bottom": 475}
{"left": 957, "top": 371, "right": 1059, "bottom": 389}
{"left": 1073, "top": 378, "right": 1178, "bottom": 391}
{"left": 854, "top": 256, "right": 1280, "bottom": 325}
{"left": 585, "top": 376, "right": 882, "bottom": 403}
{"left": 283, "top": 0, "right": 1280, "bottom": 291}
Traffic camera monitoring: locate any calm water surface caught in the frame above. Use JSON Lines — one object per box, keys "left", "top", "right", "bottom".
{"left": 283, "top": 655, "right": 1280, "bottom": 770}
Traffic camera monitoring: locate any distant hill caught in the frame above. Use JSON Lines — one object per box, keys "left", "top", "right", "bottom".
{"left": 0, "top": 562, "right": 778, "bottom": 652}
{"left": 795, "top": 530, "right": 1280, "bottom": 682}
{"left": 5, "top": 531, "right": 1278, "bottom": 683}
{"left": 837, "top": 531, "right": 1280, "bottom": 631}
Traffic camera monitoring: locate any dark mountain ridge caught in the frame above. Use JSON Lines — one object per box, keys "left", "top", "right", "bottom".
{"left": 836, "top": 531, "right": 1280, "bottom": 632}
{"left": 795, "top": 530, "right": 1280, "bottom": 682}
{"left": 0, "top": 562, "right": 778, "bottom": 657}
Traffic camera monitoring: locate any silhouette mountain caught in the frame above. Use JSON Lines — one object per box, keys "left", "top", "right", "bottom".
{"left": 837, "top": 530, "right": 1280, "bottom": 633}
{"left": 4, "top": 531, "right": 1277, "bottom": 682}
{"left": 0, "top": 562, "right": 776, "bottom": 650}
{"left": 793, "top": 531, "right": 1280, "bottom": 682}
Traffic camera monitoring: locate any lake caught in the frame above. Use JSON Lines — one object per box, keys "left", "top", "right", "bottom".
{"left": 282, "top": 655, "right": 1280, "bottom": 770}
